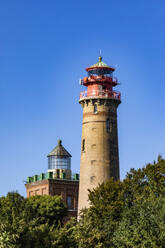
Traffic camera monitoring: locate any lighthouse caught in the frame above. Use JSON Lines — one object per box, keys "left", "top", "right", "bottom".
{"left": 78, "top": 56, "right": 121, "bottom": 213}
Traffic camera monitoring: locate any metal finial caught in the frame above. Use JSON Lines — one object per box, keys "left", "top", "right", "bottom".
{"left": 58, "top": 139, "right": 62, "bottom": 146}
{"left": 99, "top": 56, "right": 102, "bottom": 62}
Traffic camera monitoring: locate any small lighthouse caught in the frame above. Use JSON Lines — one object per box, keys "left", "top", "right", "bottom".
{"left": 47, "top": 139, "right": 72, "bottom": 179}
{"left": 78, "top": 56, "right": 121, "bottom": 213}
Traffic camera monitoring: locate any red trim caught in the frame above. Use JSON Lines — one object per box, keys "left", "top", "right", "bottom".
{"left": 79, "top": 89, "right": 121, "bottom": 101}
{"left": 82, "top": 75, "right": 118, "bottom": 87}
{"left": 86, "top": 66, "right": 115, "bottom": 72}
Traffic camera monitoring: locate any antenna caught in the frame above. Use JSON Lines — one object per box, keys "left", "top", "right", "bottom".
{"left": 99, "top": 49, "right": 102, "bottom": 56}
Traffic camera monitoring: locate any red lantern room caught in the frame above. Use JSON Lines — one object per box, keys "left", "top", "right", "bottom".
{"left": 79, "top": 56, "right": 121, "bottom": 101}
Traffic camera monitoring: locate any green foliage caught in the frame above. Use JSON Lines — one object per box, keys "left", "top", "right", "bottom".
{"left": 0, "top": 223, "right": 19, "bottom": 248}
{"left": 75, "top": 156, "right": 165, "bottom": 248}
{"left": 0, "top": 193, "right": 67, "bottom": 248}
{"left": 73, "top": 180, "right": 124, "bottom": 247}
{"left": 111, "top": 155, "right": 165, "bottom": 248}
{"left": 51, "top": 218, "right": 78, "bottom": 248}
{"left": 24, "top": 195, "right": 67, "bottom": 226}
{"left": 113, "top": 195, "right": 165, "bottom": 248}
{"left": 0, "top": 156, "right": 165, "bottom": 247}
{"left": 72, "top": 180, "right": 125, "bottom": 248}
{"left": 0, "top": 192, "right": 25, "bottom": 224}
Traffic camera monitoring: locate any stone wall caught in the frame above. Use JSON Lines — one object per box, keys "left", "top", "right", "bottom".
{"left": 78, "top": 98, "right": 120, "bottom": 214}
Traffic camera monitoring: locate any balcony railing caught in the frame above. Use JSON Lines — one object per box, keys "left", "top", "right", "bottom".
{"left": 79, "top": 90, "right": 121, "bottom": 101}
{"left": 81, "top": 75, "right": 118, "bottom": 86}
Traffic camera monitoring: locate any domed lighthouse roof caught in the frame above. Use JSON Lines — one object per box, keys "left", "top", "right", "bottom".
{"left": 86, "top": 56, "right": 115, "bottom": 72}
{"left": 47, "top": 140, "right": 72, "bottom": 157}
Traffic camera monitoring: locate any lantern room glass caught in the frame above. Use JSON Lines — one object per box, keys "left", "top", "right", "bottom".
{"left": 48, "top": 156, "right": 71, "bottom": 170}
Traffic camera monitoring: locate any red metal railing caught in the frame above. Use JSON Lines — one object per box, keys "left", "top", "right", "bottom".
{"left": 79, "top": 90, "right": 121, "bottom": 100}
{"left": 81, "top": 75, "right": 118, "bottom": 85}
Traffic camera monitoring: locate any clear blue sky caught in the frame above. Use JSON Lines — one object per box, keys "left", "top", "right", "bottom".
{"left": 0, "top": 0, "right": 164, "bottom": 196}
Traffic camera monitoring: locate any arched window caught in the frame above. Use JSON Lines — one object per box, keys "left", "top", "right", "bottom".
{"left": 106, "top": 118, "right": 110, "bottom": 133}
{"left": 94, "top": 104, "right": 97, "bottom": 113}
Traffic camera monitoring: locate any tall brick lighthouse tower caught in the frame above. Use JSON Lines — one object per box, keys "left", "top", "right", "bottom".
{"left": 78, "top": 56, "right": 121, "bottom": 213}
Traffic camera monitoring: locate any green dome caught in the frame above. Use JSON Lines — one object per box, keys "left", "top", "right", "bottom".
{"left": 90, "top": 56, "right": 110, "bottom": 68}
{"left": 86, "top": 56, "right": 115, "bottom": 72}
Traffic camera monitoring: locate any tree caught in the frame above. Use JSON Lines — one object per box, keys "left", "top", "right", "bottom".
{"left": 0, "top": 193, "right": 67, "bottom": 248}
{"left": 75, "top": 156, "right": 165, "bottom": 247}
{"left": 24, "top": 195, "right": 67, "bottom": 227}
{"left": 1, "top": 156, "right": 165, "bottom": 247}
{"left": 0, "top": 192, "right": 25, "bottom": 224}
{"left": 51, "top": 218, "right": 78, "bottom": 248}
{"left": 74, "top": 179, "right": 124, "bottom": 248}
{"left": 112, "top": 156, "right": 165, "bottom": 248}
{"left": 0, "top": 223, "right": 19, "bottom": 248}
{"left": 113, "top": 195, "right": 165, "bottom": 248}
{"left": 0, "top": 192, "right": 25, "bottom": 248}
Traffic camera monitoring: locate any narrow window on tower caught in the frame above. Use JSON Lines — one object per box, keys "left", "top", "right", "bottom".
{"left": 82, "top": 139, "right": 85, "bottom": 152}
{"left": 106, "top": 118, "right": 110, "bottom": 133}
{"left": 94, "top": 104, "right": 97, "bottom": 114}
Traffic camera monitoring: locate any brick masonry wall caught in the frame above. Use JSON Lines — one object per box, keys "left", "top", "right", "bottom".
{"left": 25, "top": 179, "right": 79, "bottom": 218}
